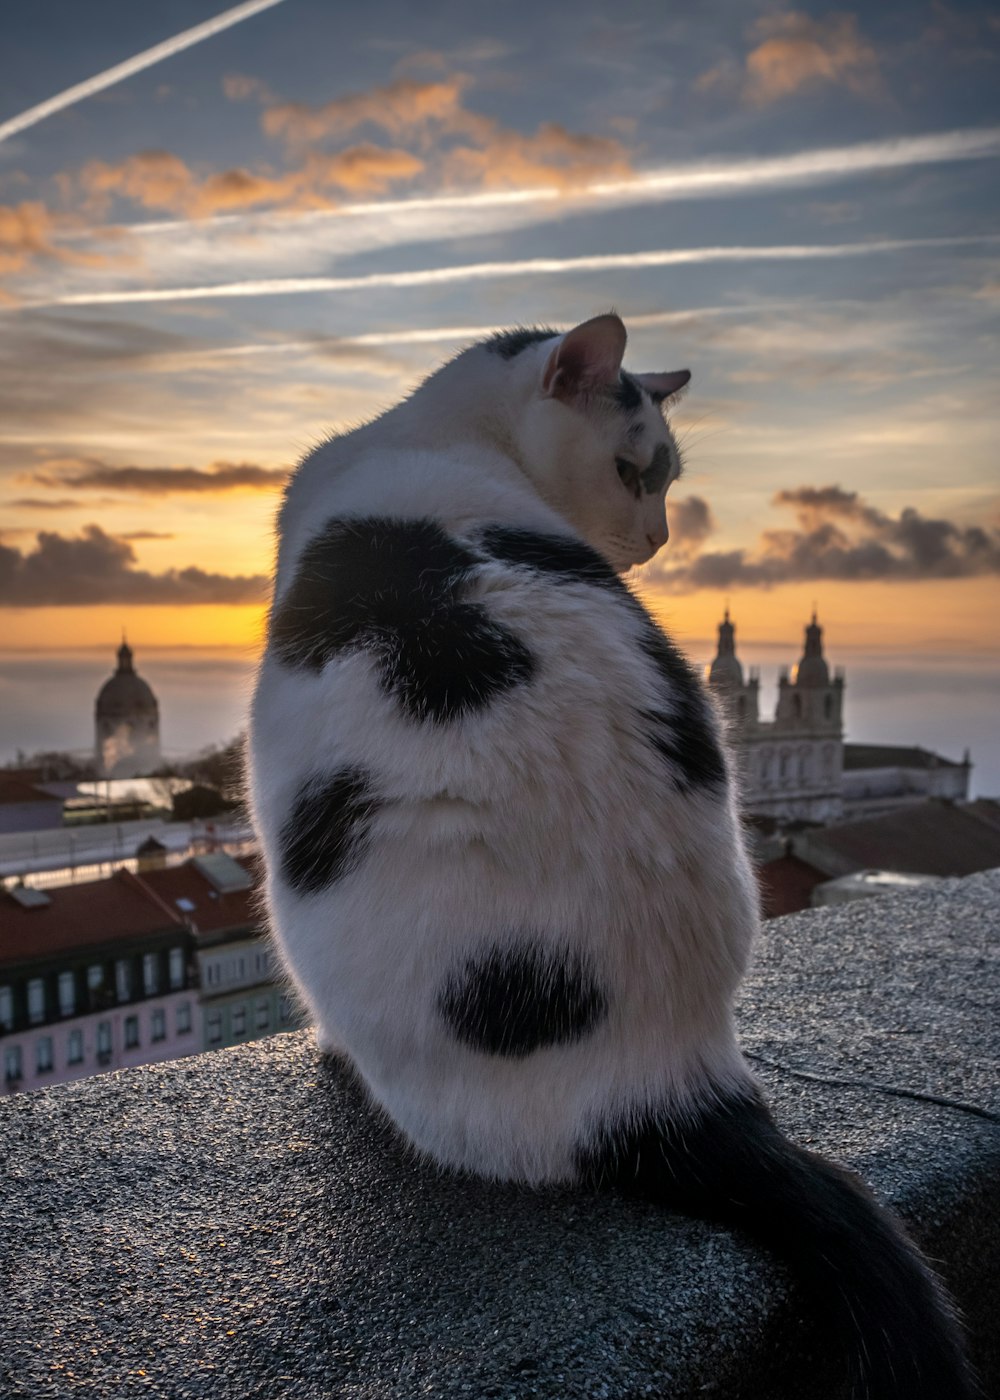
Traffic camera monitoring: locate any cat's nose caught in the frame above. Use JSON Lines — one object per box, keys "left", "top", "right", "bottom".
{"left": 646, "top": 526, "right": 668, "bottom": 553}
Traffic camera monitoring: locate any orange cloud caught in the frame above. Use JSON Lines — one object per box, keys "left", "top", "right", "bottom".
{"left": 222, "top": 72, "right": 278, "bottom": 104}
{"left": 442, "top": 121, "right": 630, "bottom": 190}
{"left": 260, "top": 75, "right": 469, "bottom": 146}
{"left": 0, "top": 200, "right": 111, "bottom": 278}
{"left": 78, "top": 144, "right": 424, "bottom": 217}
{"left": 743, "top": 12, "right": 881, "bottom": 105}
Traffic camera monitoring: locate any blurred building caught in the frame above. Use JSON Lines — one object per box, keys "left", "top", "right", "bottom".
{"left": 95, "top": 639, "right": 161, "bottom": 778}
{"left": 0, "top": 775, "right": 64, "bottom": 835}
{"left": 707, "top": 611, "right": 971, "bottom": 824}
{"left": 1, "top": 853, "right": 299, "bottom": 1095}
{"left": 841, "top": 744, "right": 972, "bottom": 820}
{"left": 707, "top": 610, "right": 845, "bottom": 823}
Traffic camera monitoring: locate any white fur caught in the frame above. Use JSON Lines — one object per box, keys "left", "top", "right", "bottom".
{"left": 248, "top": 321, "right": 759, "bottom": 1184}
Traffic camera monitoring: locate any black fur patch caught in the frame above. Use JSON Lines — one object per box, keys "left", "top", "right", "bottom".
{"left": 636, "top": 630, "right": 727, "bottom": 793}
{"left": 479, "top": 525, "right": 725, "bottom": 793}
{"left": 578, "top": 1086, "right": 974, "bottom": 1400}
{"left": 640, "top": 443, "right": 673, "bottom": 495}
{"left": 270, "top": 517, "right": 534, "bottom": 722}
{"left": 479, "top": 526, "right": 620, "bottom": 590}
{"left": 609, "top": 370, "right": 644, "bottom": 413}
{"left": 483, "top": 327, "right": 558, "bottom": 359}
{"left": 280, "top": 768, "right": 380, "bottom": 894}
{"left": 439, "top": 943, "right": 608, "bottom": 1058}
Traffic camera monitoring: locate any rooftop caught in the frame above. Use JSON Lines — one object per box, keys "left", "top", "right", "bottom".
{"left": 0, "top": 855, "right": 260, "bottom": 966}
{"left": 0, "top": 776, "right": 63, "bottom": 807}
{"left": 1, "top": 871, "right": 997, "bottom": 1399}
{"left": 0, "top": 867, "right": 185, "bottom": 967}
{"left": 797, "top": 799, "right": 1000, "bottom": 878}
{"left": 843, "top": 743, "right": 968, "bottom": 771}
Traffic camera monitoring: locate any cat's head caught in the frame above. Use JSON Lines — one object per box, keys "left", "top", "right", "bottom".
{"left": 499, "top": 314, "right": 689, "bottom": 572}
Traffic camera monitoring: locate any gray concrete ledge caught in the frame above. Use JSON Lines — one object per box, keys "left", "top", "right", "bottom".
{"left": 2, "top": 872, "right": 999, "bottom": 1400}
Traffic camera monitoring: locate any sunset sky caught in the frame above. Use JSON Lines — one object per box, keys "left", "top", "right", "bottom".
{"left": 1, "top": 0, "right": 998, "bottom": 669}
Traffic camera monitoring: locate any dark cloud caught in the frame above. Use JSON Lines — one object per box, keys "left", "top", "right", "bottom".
{"left": 647, "top": 485, "right": 1000, "bottom": 592}
{"left": 668, "top": 495, "right": 716, "bottom": 556}
{"left": 0, "top": 525, "right": 268, "bottom": 606}
{"left": 7, "top": 497, "right": 87, "bottom": 510}
{"left": 29, "top": 458, "right": 289, "bottom": 495}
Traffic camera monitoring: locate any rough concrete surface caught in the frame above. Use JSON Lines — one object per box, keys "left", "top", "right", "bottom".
{"left": 1, "top": 872, "right": 998, "bottom": 1400}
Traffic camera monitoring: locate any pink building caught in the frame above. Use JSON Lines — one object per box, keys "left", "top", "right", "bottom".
{"left": 1, "top": 869, "right": 198, "bottom": 1094}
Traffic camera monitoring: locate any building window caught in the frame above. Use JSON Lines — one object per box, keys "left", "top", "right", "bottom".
{"left": 176, "top": 1002, "right": 192, "bottom": 1035}
{"left": 36, "top": 1036, "right": 54, "bottom": 1074}
{"left": 4, "top": 1045, "right": 22, "bottom": 1082}
{"left": 207, "top": 1013, "right": 222, "bottom": 1045}
{"left": 97, "top": 1021, "right": 113, "bottom": 1062}
{"left": 824, "top": 694, "right": 833, "bottom": 720}
{"left": 67, "top": 1029, "right": 84, "bottom": 1065}
{"left": 0, "top": 986, "right": 12, "bottom": 1032}
{"left": 116, "top": 959, "right": 132, "bottom": 1002}
{"left": 232, "top": 1005, "right": 246, "bottom": 1036}
{"left": 142, "top": 953, "right": 160, "bottom": 997}
{"left": 793, "top": 694, "right": 802, "bottom": 719}
{"left": 87, "top": 964, "right": 104, "bottom": 992}
{"left": 27, "top": 978, "right": 45, "bottom": 1025}
{"left": 279, "top": 994, "right": 295, "bottom": 1026}
{"left": 58, "top": 970, "right": 76, "bottom": 1018}
{"left": 255, "top": 998, "right": 270, "bottom": 1031}
{"left": 779, "top": 750, "right": 790, "bottom": 781}
{"left": 124, "top": 1015, "right": 140, "bottom": 1049}
{"left": 169, "top": 947, "right": 185, "bottom": 990}
{"left": 151, "top": 1009, "right": 166, "bottom": 1042}
{"left": 255, "top": 950, "right": 270, "bottom": 978}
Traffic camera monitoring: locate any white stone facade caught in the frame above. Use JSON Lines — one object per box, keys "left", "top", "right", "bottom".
{"left": 706, "top": 611, "right": 845, "bottom": 824}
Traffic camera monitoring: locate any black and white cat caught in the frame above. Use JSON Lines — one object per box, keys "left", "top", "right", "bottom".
{"left": 248, "top": 314, "right": 972, "bottom": 1398}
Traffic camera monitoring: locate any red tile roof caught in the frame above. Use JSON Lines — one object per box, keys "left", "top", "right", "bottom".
{"left": 134, "top": 860, "right": 259, "bottom": 938}
{"left": 0, "top": 776, "right": 63, "bottom": 807}
{"left": 0, "top": 869, "right": 185, "bottom": 967}
{"left": 797, "top": 800, "right": 1000, "bottom": 879}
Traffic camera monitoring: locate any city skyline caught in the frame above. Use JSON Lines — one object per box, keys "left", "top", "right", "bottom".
{"left": 0, "top": 1, "right": 998, "bottom": 660}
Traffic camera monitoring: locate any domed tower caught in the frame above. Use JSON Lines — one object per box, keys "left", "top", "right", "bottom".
{"left": 706, "top": 609, "right": 758, "bottom": 729}
{"left": 95, "top": 639, "right": 161, "bottom": 778}
{"left": 776, "top": 612, "right": 844, "bottom": 732}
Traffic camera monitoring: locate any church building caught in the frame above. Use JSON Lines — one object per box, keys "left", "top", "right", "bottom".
{"left": 94, "top": 640, "right": 162, "bottom": 779}
{"left": 706, "top": 611, "right": 845, "bottom": 823}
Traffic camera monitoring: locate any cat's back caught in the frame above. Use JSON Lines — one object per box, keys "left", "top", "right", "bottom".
{"left": 249, "top": 436, "right": 753, "bottom": 1180}
{"left": 254, "top": 435, "right": 721, "bottom": 879}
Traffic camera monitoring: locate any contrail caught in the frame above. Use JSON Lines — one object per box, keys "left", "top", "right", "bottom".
{"left": 0, "top": 0, "right": 287, "bottom": 145}
{"left": 155, "top": 304, "right": 807, "bottom": 363}
{"left": 116, "top": 125, "right": 1000, "bottom": 237}
{"left": 31, "top": 234, "right": 1000, "bottom": 308}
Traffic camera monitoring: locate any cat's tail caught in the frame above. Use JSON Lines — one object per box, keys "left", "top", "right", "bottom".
{"left": 578, "top": 1082, "right": 975, "bottom": 1400}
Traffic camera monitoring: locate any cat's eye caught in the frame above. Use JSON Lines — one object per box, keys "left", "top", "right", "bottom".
{"left": 615, "top": 457, "right": 641, "bottom": 500}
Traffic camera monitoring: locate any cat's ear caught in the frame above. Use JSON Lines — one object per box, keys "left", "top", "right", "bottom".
{"left": 541, "top": 314, "right": 627, "bottom": 399}
{"left": 633, "top": 370, "right": 691, "bottom": 404}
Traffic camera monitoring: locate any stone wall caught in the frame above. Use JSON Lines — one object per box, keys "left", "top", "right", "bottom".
{"left": 1, "top": 872, "right": 998, "bottom": 1399}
